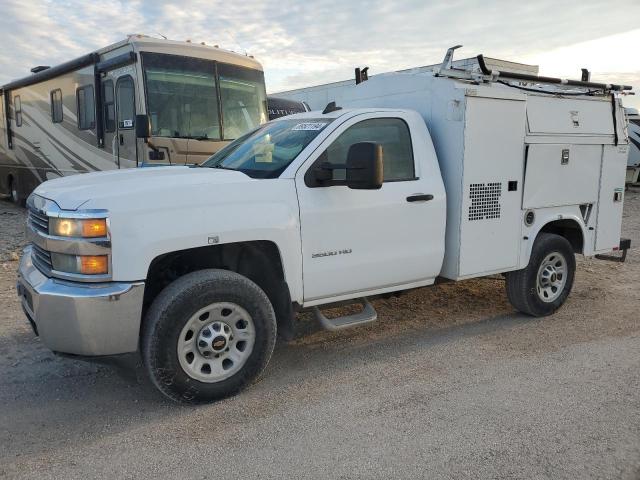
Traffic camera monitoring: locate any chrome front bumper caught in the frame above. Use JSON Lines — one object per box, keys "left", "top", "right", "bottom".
{"left": 16, "top": 246, "right": 145, "bottom": 356}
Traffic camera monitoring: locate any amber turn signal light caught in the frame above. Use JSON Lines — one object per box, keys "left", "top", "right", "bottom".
{"left": 79, "top": 255, "right": 108, "bottom": 275}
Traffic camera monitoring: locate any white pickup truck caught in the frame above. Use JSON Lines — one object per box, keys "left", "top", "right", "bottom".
{"left": 16, "top": 52, "right": 632, "bottom": 403}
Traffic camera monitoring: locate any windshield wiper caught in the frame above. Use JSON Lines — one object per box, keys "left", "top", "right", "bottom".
{"left": 175, "top": 135, "right": 213, "bottom": 141}
{"left": 208, "top": 164, "right": 237, "bottom": 171}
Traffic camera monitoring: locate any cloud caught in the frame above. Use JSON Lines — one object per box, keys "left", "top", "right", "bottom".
{"left": 0, "top": 0, "right": 637, "bottom": 108}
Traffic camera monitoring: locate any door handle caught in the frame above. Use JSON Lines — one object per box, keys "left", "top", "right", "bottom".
{"left": 406, "top": 194, "right": 434, "bottom": 202}
{"left": 119, "top": 134, "right": 124, "bottom": 146}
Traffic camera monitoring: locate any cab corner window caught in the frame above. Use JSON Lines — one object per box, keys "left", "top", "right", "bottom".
{"left": 318, "top": 118, "right": 415, "bottom": 182}
{"left": 14, "top": 95, "right": 22, "bottom": 127}
{"left": 76, "top": 85, "right": 95, "bottom": 130}
{"left": 50, "top": 89, "right": 63, "bottom": 123}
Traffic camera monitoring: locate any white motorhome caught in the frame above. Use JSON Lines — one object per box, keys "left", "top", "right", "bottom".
{"left": 16, "top": 48, "right": 631, "bottom": 403}
{"left": 626, "top": 107, "right": 640, "bottom": 183}
{"left": 0, "top": 35, "right": 268, "bottom": 203}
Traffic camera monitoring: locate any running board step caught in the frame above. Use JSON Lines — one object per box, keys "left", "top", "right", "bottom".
{"left": 312, "top": 298, "right": 378, "bottom": 331}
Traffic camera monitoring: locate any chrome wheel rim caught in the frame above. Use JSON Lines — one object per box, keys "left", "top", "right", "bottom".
{"left": 177, "top": 302, "right": 256, "bottom": 383}
{"left": 536, "top": 252, "right": 567, "bottom": 303}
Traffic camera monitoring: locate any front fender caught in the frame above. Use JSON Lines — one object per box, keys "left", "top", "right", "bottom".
{"left": 92, "top": 180, "right": 304, "bottom": 304}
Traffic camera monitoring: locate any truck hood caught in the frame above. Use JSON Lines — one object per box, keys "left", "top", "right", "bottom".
{"left": 34, "top": 166, "right": 251, "bottom": 210}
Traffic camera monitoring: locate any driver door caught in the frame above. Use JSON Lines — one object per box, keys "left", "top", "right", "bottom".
{"left": 295, "top": 112, "right": 445, "bottom": 303}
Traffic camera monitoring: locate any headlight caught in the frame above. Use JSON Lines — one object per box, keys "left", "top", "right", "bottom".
{"left": 51, "top": 253, "right": 109, "bottom": 275}
{"left": 50, "top": 218, "right": 107, "bottom": 238}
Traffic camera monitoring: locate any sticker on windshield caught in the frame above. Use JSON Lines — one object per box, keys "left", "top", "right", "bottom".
{"left": 292, "top": 122, "right": 329, "bottom": 131}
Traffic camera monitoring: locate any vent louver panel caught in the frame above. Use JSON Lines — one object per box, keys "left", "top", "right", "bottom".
{"left": 468, "top": 182, "right": 502, "bottom": 221}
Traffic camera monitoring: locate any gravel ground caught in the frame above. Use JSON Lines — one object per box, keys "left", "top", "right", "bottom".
{"left": 0, "top": 189, "right": 639, "bottom": 479}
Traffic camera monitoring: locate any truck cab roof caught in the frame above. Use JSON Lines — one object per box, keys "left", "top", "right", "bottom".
{"left": 272, "top": 107, "right": 412, "bottom": 122}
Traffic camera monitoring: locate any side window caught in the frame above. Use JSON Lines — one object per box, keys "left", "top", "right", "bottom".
{"left": 116, "top": 76, "right": 135, "bottom": 129}
{"left": 76, "top": 85, "right": 95, "bottom": 130}
{"left": 318, "top": 118, "right": 415, "bottom": 182}
{"left": 50, "top": 89, "right": 63, "bottom": 123}
{"left": 102, "top": 80, "right": 115, "bottom": 132}
{"left": 14, "top": 95, "right": 22, "bottom": 127}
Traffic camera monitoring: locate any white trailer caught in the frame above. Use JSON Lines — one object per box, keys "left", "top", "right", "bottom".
{"left": 17, "top": 48, "right": 632, "bottom": 403}
{"left": 626, "top": 107, "right": 640, "bottom": 184}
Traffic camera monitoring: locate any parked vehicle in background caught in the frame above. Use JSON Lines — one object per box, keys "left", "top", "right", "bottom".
{"left": 266, "top": 96, "right": 310, "bottom": 120}
{"left": 16, "top": 47, "right": 632, "bottom": 404}
{"left": 625, "top": 107, "right": 640, "bottom": 184}
{"left": 0, "top": 35, "right": 268, "bottom": 203}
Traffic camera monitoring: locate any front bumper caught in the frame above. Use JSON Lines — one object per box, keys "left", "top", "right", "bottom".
{"left": 16, "top": 246, "right": 145, "bottom": 356}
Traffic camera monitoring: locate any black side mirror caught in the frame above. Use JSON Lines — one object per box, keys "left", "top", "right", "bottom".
{"left": 135, "top": 114, "right": 151, "bottom": 139}
{"left": 346, "top": 142, "right": 383, "bottom": 189}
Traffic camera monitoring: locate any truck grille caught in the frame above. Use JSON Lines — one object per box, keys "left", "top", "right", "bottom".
{"left": 28, "top": 208, "right": 49, "bottom": 234}
{"left": 31, "top": 244, "right": 53, "bottom": 274}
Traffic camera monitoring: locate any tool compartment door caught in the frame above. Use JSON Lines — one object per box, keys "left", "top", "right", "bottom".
{"left": 458, "top": 95, "right": 526, "bottom": 277}
{"left": 595, "top": 145, "right": 627, "bottom": 252}
{"left": 526, "top": 96, "right": 614, "bottom": 136}
{"left": 522, "top": 144, "right": 601, "bottom": 209}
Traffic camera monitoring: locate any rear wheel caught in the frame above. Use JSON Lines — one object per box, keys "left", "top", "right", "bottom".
{"left": 505, "top": 233, "right": 575, "bottom": 316}
{"left": 142, "top": 269, "right": 277, "bottom": 404}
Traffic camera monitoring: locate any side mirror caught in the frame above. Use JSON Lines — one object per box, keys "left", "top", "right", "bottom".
{"left": 135, "top": 114, "right": 151, "bottom": 139}
{"left": 346, "top": 142, "right": 383, "bottom": 189}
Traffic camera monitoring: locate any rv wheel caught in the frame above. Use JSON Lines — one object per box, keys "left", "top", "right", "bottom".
{"left": 9, "top": 177, "right": 20, "bottom": 204}
{"left": 505, "top": 233, "right": 575, "bottom": 317}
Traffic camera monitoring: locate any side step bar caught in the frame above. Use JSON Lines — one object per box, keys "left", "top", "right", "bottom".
{"left": 312, "top": 298, "right": 378, "bottom": 331}
{"left": 595, "top": 238, "right": 631, "bottom": 263}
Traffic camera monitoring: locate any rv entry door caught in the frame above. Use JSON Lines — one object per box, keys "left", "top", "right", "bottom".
{"left": 114, "top": 75, "right": 137, "bottom": 168}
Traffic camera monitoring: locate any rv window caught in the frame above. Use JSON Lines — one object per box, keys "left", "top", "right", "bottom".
{"left": 219, "top": 64, "right": 267, "bottom": 140}
{"left": 14, "top": 95, "right": 22, "bottom": 127}
{"left": 76, "top": 85, "right": 95, "bottom": 130}
{"left": 317, "top": 118, "right": 415, "bottom": 182}
{"left": 50, "top": 89, "right": 63, "bottom": 123}
{"left": 102, "top": 80, "right": 115, "bottom": 132}
{"left": 116, "top": 76, "right": 135, "bottom": 129}
{"left": 142, "top": 53, "right": 220, "bottom": 140}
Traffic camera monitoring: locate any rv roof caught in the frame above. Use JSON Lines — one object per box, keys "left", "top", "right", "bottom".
{"left": 1, "top": 35, "right": 262, "bottom": 93}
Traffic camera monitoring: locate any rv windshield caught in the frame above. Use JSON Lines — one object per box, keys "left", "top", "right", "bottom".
{"left": 142, "top": 53, "right": 267, "bottom": 141}
{"left": 202, "top": 118, "right": 333, "bottom": 178}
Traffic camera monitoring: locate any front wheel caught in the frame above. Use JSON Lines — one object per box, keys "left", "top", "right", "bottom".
{"left": 142, "top": 269, "right": 277, "bottom": 404}
{"left": 9, "top": 177, "right": 20, "bottom": 204}
{"left": 505, "top": 233, "right": 576, "bottom": 316}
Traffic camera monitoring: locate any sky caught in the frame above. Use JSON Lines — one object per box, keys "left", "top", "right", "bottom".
{"left": 1, "top": 0, "right": 638, "bottom": 108}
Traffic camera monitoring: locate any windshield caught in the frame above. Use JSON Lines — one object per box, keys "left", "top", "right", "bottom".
{"left": 218, "top": 63, "right": 267, "bottom": 140}
{"left": 202, "top": 118, "right": 333, "bottom": 178}
{"left": 142, "top": 53, "right": 268, "bottom": 141}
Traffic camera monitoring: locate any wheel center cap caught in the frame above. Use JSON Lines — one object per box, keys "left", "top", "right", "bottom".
{"left": 212, "top": 335, "right": 227, "bottom": 351}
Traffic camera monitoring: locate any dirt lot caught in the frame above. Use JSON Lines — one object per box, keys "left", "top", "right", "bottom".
{"left": 0, "top": 189, "right": 639, "bottom": 479}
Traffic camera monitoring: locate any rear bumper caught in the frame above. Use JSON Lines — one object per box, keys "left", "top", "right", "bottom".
{"left": 16, "top": 246, "right": 144, "bottom": 356}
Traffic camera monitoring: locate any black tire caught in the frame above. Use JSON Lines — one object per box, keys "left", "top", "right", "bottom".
{"left": 142, "top": 269, "right": 277, "bottom": 404}
{"left": 505, "top": 233, "right": 576, "bottom": 317}
{"left": 8, "top": 176, "right": 20, "bottom": 204}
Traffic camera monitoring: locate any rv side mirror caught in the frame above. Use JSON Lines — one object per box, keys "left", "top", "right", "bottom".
{"left": 346, "top": 142, "right": 383, "bottom": 189}
{"left": 135, "top": 114, "right": 151, "bottom": 139}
